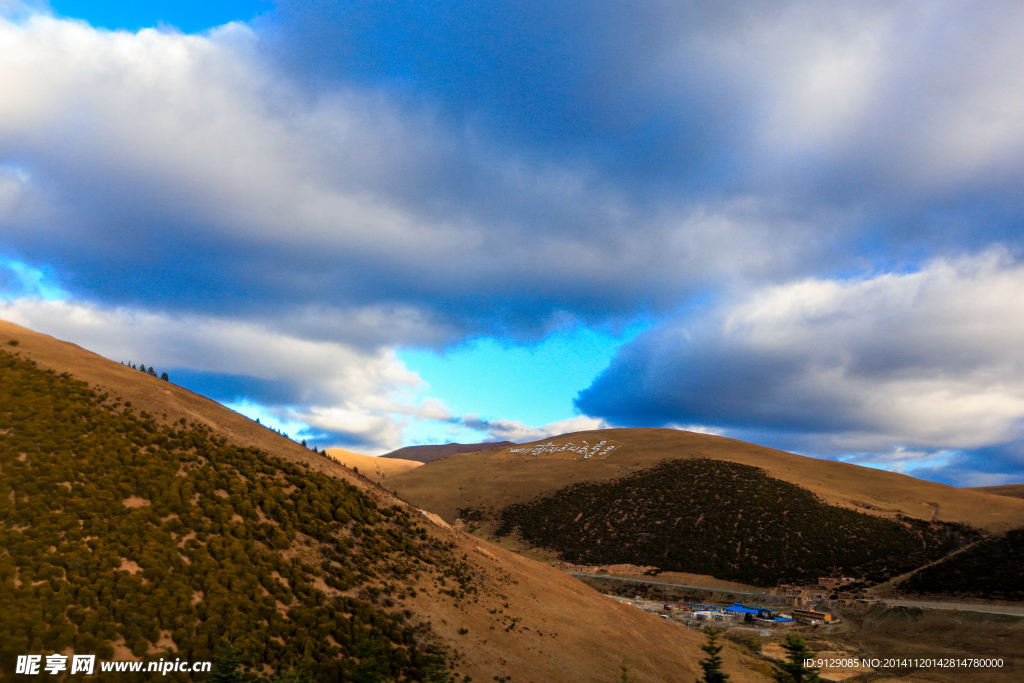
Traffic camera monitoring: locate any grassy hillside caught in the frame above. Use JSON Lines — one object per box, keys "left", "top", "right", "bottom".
{"left": 381, "top": 443, "right": 516, "bottom": 464}
{"left": 968, "top": 484, "right": 1024, "bottom": 499}
{"left": 491, "top": 458, "right": 980, "bottom": 586}
{"left": 391, "top": 430, "right": 1024, "bottom": 535}
{"left": 0, "top": 349, "right": 462, "bottom": 680}
{"left": 897, "top": 528, "right": 1024, "bottom": 601}
{"left": 0, "top": 321, "right": 770, "bottom": 683}
{"left": 323, "top": 448, "right": 423, "bottom": 484}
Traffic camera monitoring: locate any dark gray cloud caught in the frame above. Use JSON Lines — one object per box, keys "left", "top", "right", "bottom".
{"left": 3, "top": 2, "right": 1024, "bottom": 351}
{"left": 3, "top": 4, "right": 1024, "bottom": 477}
{"left": 577, "top": 252, "right": 1024, "bottom": 484}
{"left": 0, "top": 297, "right": 446, "bottom": 452}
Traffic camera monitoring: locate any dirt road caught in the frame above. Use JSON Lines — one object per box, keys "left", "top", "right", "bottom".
{"left": 884, "top": 599, "right": 1024, "bottom": 617}
{"left": 568, "top": 572, "right": 1024, "bottom": 617}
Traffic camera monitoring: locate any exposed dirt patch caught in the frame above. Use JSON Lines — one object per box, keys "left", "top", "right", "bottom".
{"left": 118, "top": 558, "right": 143, "bottom": 575}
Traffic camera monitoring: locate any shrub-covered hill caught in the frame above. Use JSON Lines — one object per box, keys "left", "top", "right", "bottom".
{"left": 897, "top": 528, "right": 1024, "bottom": 601}
{"left": 0, "top": 335, "right": 746, "bottom": 683}
{"left": 493, "top": 459, "right": 981, "bottom": 587}
{"left": 0, "top": 350, "right": 467, "bottom": 681}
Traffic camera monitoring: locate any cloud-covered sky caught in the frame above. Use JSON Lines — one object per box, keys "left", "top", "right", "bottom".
{"left": 1, "top": 0, "right": 1022, "bottom": 484}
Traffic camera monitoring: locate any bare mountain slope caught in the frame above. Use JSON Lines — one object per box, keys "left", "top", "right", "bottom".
{"left": 0, "top": 319, "right": 355, "bottom": 489}
{"left": 968, "top": 483, "right": 1024, "bottom": 499}
{"left": 390, "top": 429, "right": 1024, "bottom": 534}
{"left": 0, "top": 319, "right": 765, "bottom": 682}
{"left": 381, "top": 441, "right": 516, "bottom": 464}
{"left": 323, "top": 447, "right": 423, "bottom": 484}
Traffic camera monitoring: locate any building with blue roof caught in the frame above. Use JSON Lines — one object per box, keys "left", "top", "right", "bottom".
{"left": 724, "top": 602, "right": 760, "bottom": 615}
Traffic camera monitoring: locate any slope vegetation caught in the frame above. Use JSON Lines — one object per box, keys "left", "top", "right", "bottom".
{"left": 0, "top": 349, "right": 463, "bottom": 680}
{"left": 391, "top": 429, "right": 1024, "bottom": 534}
{"left": 0, "top": 321, "right": 763, "bottom": 682}
{"left": 493, "top": 458, "right": 980, "bottom": 586}
{"left": 898, "top": 528, "right": 1024, "bottom": 601}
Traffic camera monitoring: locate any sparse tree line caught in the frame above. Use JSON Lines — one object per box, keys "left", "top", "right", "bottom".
{"left": 0, "top": 349, "right": 467, "bottom": 681}
{"left": 121, "top": 360, "right": 169, "bottom": 382}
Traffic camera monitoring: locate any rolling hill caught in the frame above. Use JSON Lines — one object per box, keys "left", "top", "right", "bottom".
{"left": 0, "top": 319, "right": 768, "bottom": 682}
{"left": 389, "top": 430, "right": 1024, "bottom": 589}
{"left": 323, "top": 448, "right": 423, "bottom": 484}
{"left": 390, "top": 430, "right": 1024, "bottom": 533}
{"left": 381, "top": 442, "right": 517, "bottom": 464}
{"left": 968, "top": 484, "right": 1024, "bottom": 499}
{"left": 494, "top": 458, "right": 979, "bottom": 586}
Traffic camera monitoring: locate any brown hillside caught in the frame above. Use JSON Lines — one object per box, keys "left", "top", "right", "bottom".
{"left": 0, "top": 319, "right": 768, "bottom": 682}
{"left": 390, "top": 428, "right": 1024, "bottom": 534}
{"left": 968, "top": 484, "right": 1024, "bottom": 499}
{"left": 0, "top": 319, "right": 362, "bottom": 488}
{"left": 382, "top": 441, "right": 516, "bottom": 463}
{"left": 323, "top": 447, "right": 423, "bottom": 484}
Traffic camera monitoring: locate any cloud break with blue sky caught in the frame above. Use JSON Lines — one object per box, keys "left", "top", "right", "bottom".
{"left": 2, "top": 0, "right": 1023, "bottom": 486}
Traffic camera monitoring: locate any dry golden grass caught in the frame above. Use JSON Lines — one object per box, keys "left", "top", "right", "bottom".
{"left": 1, "top": 318, "right": 771, "bottom": 682}
{"left": 968, "top": 484, "right": 1024, "bottom": 499}
{"left": 0, "top": 319, "right": 377, "bottom": 492}
{"left": 322, "top": 447, "right": 422, "bottom": 484}
{"left": 391, "top": 428, "right": 1024, "bottom": 533}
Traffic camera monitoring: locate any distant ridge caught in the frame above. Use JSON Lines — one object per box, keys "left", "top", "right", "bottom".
{"left": 381, "top": 441, "right": 516, "bottom": 463}
{"left": 968, "top": 484, "right": 1024, "bottom": 499}
{"left": 322, "top": 447, "right": 423, "bottom": 484}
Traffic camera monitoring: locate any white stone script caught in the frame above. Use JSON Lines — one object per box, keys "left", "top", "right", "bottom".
{"left": 503, "top": 439, "right": 621, "bottom": 460}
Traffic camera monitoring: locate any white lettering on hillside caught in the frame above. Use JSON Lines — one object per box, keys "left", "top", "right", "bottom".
{"left": 503, "top": 439, "right": 621, "bottom": 460}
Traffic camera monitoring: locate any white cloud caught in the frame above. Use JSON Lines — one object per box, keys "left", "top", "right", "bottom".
{"left": 5, "top": 3, "right": 1024, "bottom": 482}
{"left": 461, "top": 415, "right": 610, "bottom": 443}
{"left": 579, "top": 250, "right": 1024, "bottom": 481}
{"left": 667, "top": 424, "right": 726, "bottom": 437}
{"left": 0, "top": 13, "right": 849, "bottom": 339}
{"left": 677, "top": 1, "right": 1024, "bottom": 192}
{"left": 720, "top": 250, "right": 1024, "bottom": 449}
{"left": 1, "top": 5, "right": 1023, "bottom": 341}
{"left": 0, "top": 297, "right": 451, "bottom": 451}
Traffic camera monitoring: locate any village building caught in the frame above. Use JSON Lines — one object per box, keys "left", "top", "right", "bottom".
{"left": 792, "top": 608, "right": 833, "bottom": 624}
{"left": 817, "top": 576, "right": 857, "bottom": 587}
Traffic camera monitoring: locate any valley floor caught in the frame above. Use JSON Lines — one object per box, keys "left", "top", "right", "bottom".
{"left": 576, "top": 575, "right": 1023, "bottom": 683}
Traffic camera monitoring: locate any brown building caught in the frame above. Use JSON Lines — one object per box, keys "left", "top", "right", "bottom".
{"left": 818, "top": 576, "right": 856, "bottom": 587}
{"left": 792, "top": 608, "right": 833, "bottom": 624}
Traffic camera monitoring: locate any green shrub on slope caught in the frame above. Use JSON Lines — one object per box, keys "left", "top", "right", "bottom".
{"left": 0, "top": 350, "right": 463, "bottom": 681}
{"left": 897, "top": 528, "right": 1024, "bottom": 600}
{"left": 495, "top": 458, "right": 979, "bottom": 586}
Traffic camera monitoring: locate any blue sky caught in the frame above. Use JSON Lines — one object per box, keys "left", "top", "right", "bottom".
{"left": 48, "top": 1, "right": 273, "bottom": 32}
{"left": 2, "top": 0, "right": 1024, "bottom": 485}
